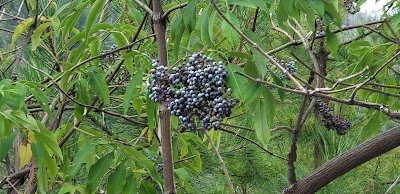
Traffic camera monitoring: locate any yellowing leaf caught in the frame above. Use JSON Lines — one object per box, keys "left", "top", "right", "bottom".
{"left": 132, "top": 169, "right": 147, "bottom": 173}
{"left": 19, "top": 143, "right": 32, "bottom": 169}
{"left": 10, "top": 18, "right": 35, "bottom": 50}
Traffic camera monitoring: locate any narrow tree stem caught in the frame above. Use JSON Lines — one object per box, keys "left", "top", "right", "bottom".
{"left": 204, "top": 130, "right": 236, "bottom": 194}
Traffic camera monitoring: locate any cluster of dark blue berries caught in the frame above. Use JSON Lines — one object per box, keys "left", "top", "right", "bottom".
{"left": 316, "top": 18, "right": 325, "bottom": 36}
{"left": 343, "top": 0, "right": 359, "bottom": 14}
{"left": 284, "top": 59, "right": 297, "bottom": 77}
{"left": 100, "top": 44, "right": 120, "bottom": 61}
{"left": 268, "top": 57, "right": 297, "bottom": 80}
{"left": 148, "top": 53, "right": 238, "bottom": 130}
{"left": 316, "top": 100, "right": 351, "bottom": 135}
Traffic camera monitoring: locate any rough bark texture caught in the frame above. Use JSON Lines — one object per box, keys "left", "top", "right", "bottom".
{"left": 152, "top": 1, "right": 175, "bottom": 193}
{"left": 283, "top": 125, "right": 400, "bottom": 194}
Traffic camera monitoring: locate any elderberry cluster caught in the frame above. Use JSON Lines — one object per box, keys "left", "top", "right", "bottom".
{"left": 100, "top": 44, "right": 120, "bottom": 61}
{"left": 316, "top": 100, "right": 351, "bottom": 135}
{"left": 343, "top": 0, "right": 359, "bottom": 14}
{"left": 269, "top": 57, "right": 297, "bottom": 80}
{"left": 148, "top": 53, "right": 238, "bottom": 130}
{"left": 316, "top": 18, "right": 326, "bottom": 36}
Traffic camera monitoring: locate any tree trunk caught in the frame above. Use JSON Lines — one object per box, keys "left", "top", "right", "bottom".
{"left": 282, "top": 125, "right": 400, "bottom": 194}
{"left": 151, "top": 1, "right": 175, "bottom": 193}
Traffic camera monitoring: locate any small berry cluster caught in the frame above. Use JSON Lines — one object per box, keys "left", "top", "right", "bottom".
{"left": 316, "top": 100, "right": 351, "bottom": 135}
{"left": 343, "top": 0, "right": 359, "bottom": 14}
{"left": 148, "top": 53, "right": 238, "bottom": 130}
{"left": 101, "top": 44, "right": 120, "bottom": 60}
{"left": 271, "top": 57, "right": 297, "bottom": 79}
{"left": 284, "top": 59, "right": 297, "bottom": 77}
{"left": 316, "top": 18, "right": 326, "bottom": 36}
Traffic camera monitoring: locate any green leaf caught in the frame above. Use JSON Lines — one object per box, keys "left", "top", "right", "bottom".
{"left": 0, "top": 130, "right": 18, "bottom": 161}
{"left": 253, "top": 97, "right": 270, "bottom": 147}
{"left": 31, "top": 22, "right": 52, "bottom": 51}
{"left": 222, "top": 12, "right": 240, "bottom": 48}
{"left": 62, "top": 2, "right": 89, "bottom": 39}
{"left": 170, "top": 14, "right": 186, "bottom": 61}
{"left": 124, "top": 70, "right": 144, "bottom": 114}
{"left": 309, "top": 0, "right": 324, "bottom": 16}
{"left": 146, "top": 95, "right": 157, "bottom": 130}
{"left": 34, "top": 122, "right": 63, "bottom": 159}
{"left": 43, "top": 146, "right": 58, "bottom": 182}
{"left": 27, "top": 86, "right": 50, "bottom": 114}
{"left": 85, "top": 0, "right": 106, "bottom": 38}
{"left": 89, "top": 38, "right": 101, "bottom": 66}
{"left": 107, "top": 162, "right": 127, "bottom": 194}
{"left": 89, "top": 22, "right": 113, "bottom": 34}
{"left": 132, "top": 98, "right": 143, "bottom": 117}
{"left": 183, "top": 0, "right": 197, "bottom": 34}
{"left": 59, "top": 183, "right": 76, "bottom": 194}
{"left": 175, "top": 168, "right": 190, "bottom": 181}
{"left": 87, "top": 67, "right": 110, "bottom": 104}
{"left": 124, "top": 147, "right": 163, "bottom": 188}
{"left": 10, "top": 18, "right": 35, "bottom": 49}
{"left": 140, "top": 180, "right": 157, "bottom": 194}
{"left": 31, "top": 143, "right": 48, "bottom": 194}
{"left": 262, "top": 86, "right": 276, "bottom": 124}
{"left": 85, "top": 152, "right": 115, "bottom": 194}
{"left": 326, "top": 27, "right": 339, "bottom": 58}
{"left": 323, "top": 1, "right": 342, "bottom": 27}
{"left": 361, "top": 112, "right": 380, "bottom": 140}
{"left": 122, "top": 173, "right": 137, "bottom": 194}
{"left": 225, "top": 64, "right": 248, "bottom": 99}
{"left": 243, "top": 82, "right": 263, "bottom": 107}
{"left": 198, "top": 5, "right": 213, "bottom": 46}
{"left": 65, "top": 144, "right": 96, "bottom": 181}
{"left": 244, "top": 61, "right": 260, "bottom": 78}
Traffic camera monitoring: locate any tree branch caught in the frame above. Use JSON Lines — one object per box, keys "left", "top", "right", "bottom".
{"left": 283, "top": 124, "right": 400, "bottom": 193}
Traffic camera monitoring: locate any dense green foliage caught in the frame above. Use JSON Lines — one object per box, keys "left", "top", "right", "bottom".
{"left": 0, "top": 0, "right": 399, "bottom": 193}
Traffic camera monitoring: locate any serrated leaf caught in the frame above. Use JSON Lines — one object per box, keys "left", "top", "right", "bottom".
{"left": 31, "top": 22, "right": 52, "bottom": 51}
{"left": 10, "top": 18, "right": 35, "bottom": 50}
{"left": 170, "top": 14, "right": 185, "bottom": 60}
{"left": 85, "top": 0, "right": 106, "bottom": 38}
{"left": 326, "top": 27, "right": 339, "bottom": 58}
{"left": 87, "top": 67, "right": 110, "bottom": 104}
{"left": 183, "top": 0, "right": 197, "bottom": 34}
{"left": 175, "top": 168, "right": 190, "bottom": 181}
{"left": 59, "top": 183, "right": 75, "bottom": 194}
{"left": 107, "top": 162, "right": 127, "bottom": 194}
{"left": 244, "top": 61, "right": 260, "bottom": 78}
{"left": 19, "top": 143, "right": 32, "bottom": 169}
{"left": 124, "top": 147, "right": 163, "bottom": 189}
{"left": 309, "top": 0, "right": 325, "bottom": 16}
{"left": 31, "top": 143, "right": 48, "bottom": 193}
{"left": 0, "top": 130, "right": 18, "bottom": 161}
{"left": 89, "top": 38, "right": 101, "bottom": 66}
{"left": 65, "top": 144, "right": 96, "bottom": 181}
{"left": 27, "top": 86, "right": 50, "bottom": 114}
{"left": 132, "top": 98, "right": 143, "bottom": 117}
{"left": 140, "top": 180, "right": 157, "bottom": 194}
{"left": 124, "top": 70, "right": 144, "bottom": 114}
{"left": 122, "top": 173, "right": 137, "bottom": 194}
{"left": 198, "top": 5, "right": 213, "bottom": 46}
{"left": 85, "top": 152, "right": 115, "bottom": 194}
{"left": 225, "top": 64, "right": 248, "bottom": 99}
{"left": 146, "top": 95, "right": 157, "bottom": 130}
{"left": 253, "top": 97, "right": 270, "bottom": 147}
{"left": 222, "top": 12, "right": 240, "bottom": 49}
{"left": 361, "top": 112, "right": 380, "bottom": 140}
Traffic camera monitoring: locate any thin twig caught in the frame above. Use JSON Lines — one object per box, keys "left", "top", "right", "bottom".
{"left": 162, "top": 2, "right": 189, "bottom": 19}
{"left": 209, "top": 0, "right": 305, "bottom": 91}
{"left": 133, "top": 0, "right": 153, "bottom": 15}
{"left": 219, "top": 127, "right": 287, "bottom": 161}
{"left": 204, "top": 129, "right": 236, "bottom": 194}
